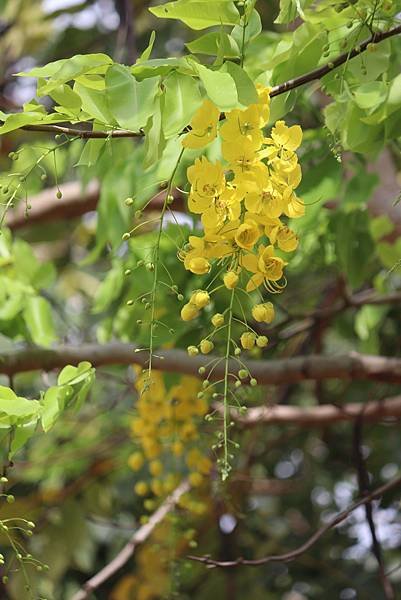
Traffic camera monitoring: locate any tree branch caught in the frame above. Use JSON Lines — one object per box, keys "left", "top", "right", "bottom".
{"left": 71, "top": 480, "right": 189, "bottom": 600}
{"left": 230, "top": 395, "right": 401, "bottom": 427}
{"left": 188, "top": 473, "right": 401, "bottom": 568}
{"left": 4, "top": 24, "right": 399, "bottom": 139}
{"left": 2, "top": 343, "right": 401, "bottom": 384}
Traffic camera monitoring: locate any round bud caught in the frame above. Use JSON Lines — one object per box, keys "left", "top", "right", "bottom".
{"left": 191, "top": 290, "right": 210, "bottom": 309}
{"left": 177, "top": 294, "right": 184, "bottom": 302}
{"left": 211, "top": 313, "right": 224, "bottom": 328}
{"left": 256, "top": 335, "right": 268, "bottom": 348}
{"left": 223, "top": 271, "right": 239, "bottom": 289}
{"left": 198, "top": 366, "right": 206, "bottom": 375}
{"left": 136, "top": 319, "right": 142, "bottom": 325}
{"left": 250, "top": 378, "right": 258, "bottom": 387}
{"left": 181, "top": 303, "right": 199, "bottom": 322}
{"left": 135, "top": 210, "right": 142, "bottom": 219}
{"left": 252, "top": 302, "right": 275, "bottom": 323}
{"left": 6, "top": 494, "right": 14, "bottom": 504}
{"left": 240, "top": 332, "right": 256, "bottom": 350}
{"left": 125, "top": 197, "right": 134, "bottom": 206}
{"left": 202, "top": 379, "right": 210, "bottom": 389}
{"left": 124, "top": 269, "right": 132, "bottom": 276}
{"left": 187, "top": 345, "right": 199, "bottom": 357}
{"left": 235, "top": 380, "right": 242, "bottom": 388}
{"left": 126, "top": 299, "right": 134, "bottom": 306}
{"left": 234, "top": 347, "right": 241, "bottom": 356}
{"left": 146, "top": 262, "right": 154, "bottom": 271}
{"left": 122, "top": 232, "right": 131, "bottom": 241}
{"left": 238, "top": 369, "right": 248, "bottom": 380}
{"left": 137, "top": 259, "right": 144, "bottom": 267}
{"left": 200, "top": 339, "right": 214, "bottom": 354}
{"left": 0, "top": 476, "right": 8, "bottom": 483}
{"left": 56, "top": 190, "right": 62, "bottom": 199}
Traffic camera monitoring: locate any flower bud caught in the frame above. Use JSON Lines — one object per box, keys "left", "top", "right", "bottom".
{"left": 188, "top": 257, "right": 210, "bottom": 275}
{"left": 256, "top": 335, "right": 268, "bottom": 348}
{"left": 252, "top": 302, "right": 275, "bottom": 323}
{"left": 240, "top": 332, "right": 256, "bottom": 350}
{"left": 223, "top": 271, "right": 239, "bottom": 289}
{"left": 181, "top": 303, "right": 199, "bottom": 321}
{"left": 200, "top": 339, "right": 214, "bottom": 354}
{"left": 187, "top": 345, "right": 199, "bottom": 356}
{"left": 191, "top": 290, "right": 210, "bottom": 309}
{"left": 211, "top": 313, "right": 224, "bottom": 328}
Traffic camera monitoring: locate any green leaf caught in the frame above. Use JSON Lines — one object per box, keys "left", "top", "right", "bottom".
{"left": 40, "top": 386, "right": 69, "bottom": 432}
{"left": 76, "top": 139, "right": 107, "bottom": 167}
{"left": 193, "top": 63, "right": 238, "bottom": 110}
{"left": 20, "top": 53, "right": 113, "bottom": 94}
{"left": 23, "top": 296, "right": 56, "bottom": 347}
{"left": 370, "top": 215, "right": 394, "bottom": 241}
{"left": 49, "top": 83, "right": 82, "bottom": 112}
{"left": 139, "top": 30, "right": 156, "bottom": 62}
{"left": 186, "top": 32, "right": 240, "bottom": 57}
{"left": 231, "top": 8, "right": 262, "bottom": 45}
{"left": 355, "top": 305, "right": 386, "bottom": 341}
{"left": 162, "top": 72, "right": 202, "bottom": 138}
{"left": 353, "top": 81, "right": 388, "bottom": 111}
{"left": 58, "top": 361, "right": 93, "bottom": 387}
{"left": 74, "top": 81, "right": 115, "bottom": 125}
{"left": 0, "top": 387, "right": 41, "bottom": 428}
{"left": 144, "top": 95, "right": 166, "bottom": 170}
{"left": 149, "top": 1, "right": 240, "bottom": 30}
{"left": 93, "top": 263, "right": 125, "bottom": 313}
{"left": 222, "top": 61, "right": 258, "bottom": 106}
{"left": 105, "top": 65, "right": 160, "bottom": 131}
{"left": 10, "top": 424, "right": 37, "bottom": 458}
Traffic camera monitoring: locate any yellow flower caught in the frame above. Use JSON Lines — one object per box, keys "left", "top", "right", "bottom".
{"left": 269, "top": 120, "right": 302, "bottom": 152}
{"left": 241, "top": 245, "right": 287, "bottom": 291}
{"left": 223, "top": 271, "right": 239, "bottom": 289}
{"left": 211, "top": 313, "right": 224, "bottom": 327}
{"left": 222, "top": 138, "right": 259, "bottom": 173}
{"left": 252, "top": 302, "right": 275, "bottom": 323}
{"left": 187, "top": 157, "right": 225, "bottom": 214}
{"left": 181, "top": 303, "right": 199, "bottom": 321}
{"left": 201, "top": 187, "right": 242, "bottom": 232}
{"left": 255, "top": 83, "right": 271, "bottom": 125}
{"left": 182, "top": 99, "right": 220, "bottom": 149}
{"left": 269, "top": 225, "right": 299, "bottom": 252}
{"left": 240, "top": 332, "right": 256, "bottom": 350}
{"left": 235, "top": 219, "right": 260, "bottom": 250}
{"left": 220, "top": 105, "right": 263, "bottom": 148}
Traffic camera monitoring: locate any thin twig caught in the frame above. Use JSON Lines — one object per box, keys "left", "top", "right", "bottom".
{"left": 188, "top": 473, "right": 401, "bottom": 568}
{"left": 353, "top": 416, "right": 395, "bottom": 599}
{"left": 71, "top": 480, "right": 190, "bottom": 600}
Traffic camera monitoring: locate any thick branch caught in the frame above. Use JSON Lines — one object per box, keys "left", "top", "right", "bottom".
{"left": 188, "top": 473, "right": 401, "bottom": 568}
{"left": 4, "top": 24, "right": 399, "bottom": 139}
{"left": 232, "top": 395, "right": 401, "bottom": 427}
{"left": 2, "top": 343, "right": 401, "bottom": 384}
{"left": 72, "top": 480, "right": 189, "bottom": 600}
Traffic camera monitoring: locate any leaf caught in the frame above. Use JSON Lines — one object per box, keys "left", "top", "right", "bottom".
{"left": 231, "top": 8, "right": 262, "bottom": 45}
{"left": 355, "top": 305, "right": 387, "bottom": 341}
{"left": 40, "top": 386, "right": 69, "bottom": 432}
{"left": 93, "top": 263, "right": 125, "bottom": 313}
{"left": 74, "top": 81, "right": 115, "bottom": 125}
{"left": 0, "top": 387, "right": 41, "bottom": 428}
{"left": 370, "top": 215, "right": 394, "bottom": 241}
{"left": 138, "top": 30, "right": 156, "bottom": 62}
{"left": 10, "top": 424, "right": 37, "bottom": 458}
{"left": 149, "top": 1, "right": 240, "bottom": 30}
{"left": 143, "top": 95, "right": 166, "bottom": 170}
{"left": 49, "top": 83, "right": 82, "bottom": 112}
{"left": 186, "top": 32, "right": 240, "bottom": 57}
{"left": 162, "top": 72, "right": 202, "bottom": 138}
{"left": 23, "top": 296, "right": 56, "bottom": 347}
{"left": 353, "top": 81, "right": 388, "bottom": 111}
{"left": 223, "top": 61, "right": 258, "bottom": 106}
{"left": 76, "top": 139, "right": 107, "bottom": 167}
{"left": 20, "top": 53, "right": 113, "bottom": 94}
{"left": 105, "top": 65, "right": 160, "bottom": 131}
{"left": 58, "top": 361, "right": 94, "bottom": 386}
{"left": 193, "top": 63, "right": 238, "bottom": 110}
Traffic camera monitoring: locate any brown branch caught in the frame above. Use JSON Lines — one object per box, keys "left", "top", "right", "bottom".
{"left": 2, "top": 343, "right": 401, "bottom": 384}
{"left": 3, "top": 24, "right": 399, "bottom": 139}
{"left": 188, "top": 473, "right": 401, "bottom": 568}
{"left": 229, "top": 395, "right": 401, "bottom": 427}
{"left": 269, "top": 24, "right": 401, "bottom": 97}
{"left": 71, "top": 480, "right": 190, "bottom": 600}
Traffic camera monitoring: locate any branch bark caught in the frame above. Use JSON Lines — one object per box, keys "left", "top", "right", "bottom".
{"left": 4, "top": 24, "right": 399, "bottom": 139}
{"left": 231, "top": 395, "right": 401, "bottom": 427}
{"left": 2, "top": 343, "right": 401, "bottom": 384}
{"left": 71, "top": 480, "right": 189, "bottom": 600}
{"left": 188, "top": 473, "right": 401, "bottom": 568}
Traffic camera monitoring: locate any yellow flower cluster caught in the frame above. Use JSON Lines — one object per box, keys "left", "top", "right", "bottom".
{"left": 128, "top": 369, "right": 212, "bottom": 505}
{"left": 180, "top": 87, "right": 304, "bottom": 295}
